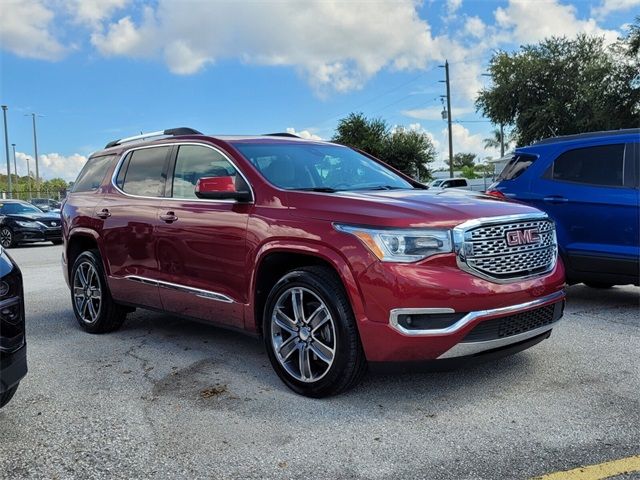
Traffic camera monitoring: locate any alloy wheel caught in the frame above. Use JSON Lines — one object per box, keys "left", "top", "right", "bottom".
{"left": 271, "top": 287, "right": 336, "bottom": 383}
{"left": 0, "top": 228, "right": 12, "bottom": 248}
{"left": 73, "top": 261, "right": 102, "bottom": 324}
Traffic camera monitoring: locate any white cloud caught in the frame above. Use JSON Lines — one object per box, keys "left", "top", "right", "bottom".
{"left": 447, "top": 0, "right": 463, "bottom": 15}
{"left": 14, "top": 151, "right": 87, "bottom": 182}
{"left": 67, "top": 0, "right": 130, "bottom": 25}
{"left": 448, "top": 123, "right": 499, "bottom": 160}
{"left": 90, "top": 0, "right": 448, "bottom": 94}
{"left": 592, "top": 0, "right": 640, "bottom": 18}
{"left": 495, "top": 0, "right": 620, "bottom": 45}
{"left": 0, "top": 0, "right": 66, "bottom": 60}
{"left": 464, "top": 16, "right": 486, "bottom": 38}
{"left": 286, "top": 128, "right": 322, "bottom": 141}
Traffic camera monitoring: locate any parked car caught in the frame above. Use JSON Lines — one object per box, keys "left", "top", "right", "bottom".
{"left": 30, "top": 198, "right": 62, "bottom": 213}
{"left": 62, "top": 128, "right": 565, "bottom": 397}
{"left": 0, "top": 200, "right": 63, "bottom": 248}
{"left": 487, "top": 129, "right": 639, "bottom": 288}
{"left": 428, "top": 178, "right": 471, "bottom": 190}
{"left": 0, "top": 245, "right": 27, "bottom": 409}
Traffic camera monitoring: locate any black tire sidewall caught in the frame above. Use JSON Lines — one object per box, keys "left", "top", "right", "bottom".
{"left": 263, "top": 269, "right": 360, "bottom": 397}
{"left": 70, "top": 250, "right": 116, "bottom": 332}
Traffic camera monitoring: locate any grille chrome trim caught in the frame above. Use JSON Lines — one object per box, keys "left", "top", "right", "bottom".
{"left": 453, "top": 213, "right": 558, "bottom": 283}
{"left": 388, "top": 290, "right": 564, "bottom": 337}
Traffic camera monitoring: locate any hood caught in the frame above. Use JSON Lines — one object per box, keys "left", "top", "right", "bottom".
{"left": 287, "top": 188, "right": 542, "bottom": 228}
{"left": 7, "top": 211, "right": 62, "bottom": 223}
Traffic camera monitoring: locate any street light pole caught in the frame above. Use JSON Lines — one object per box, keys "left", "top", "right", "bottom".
{"left": 26, "top": 113, "right": 41, "bottom": 196}
{"left": 11, "top": 144, "right": 17, "bottom": 199}
{"left": 26, "top": 157, "right": 31, "bottom": 199}
{"left": 1, "top": 105, "right": 12, "bottom": 198}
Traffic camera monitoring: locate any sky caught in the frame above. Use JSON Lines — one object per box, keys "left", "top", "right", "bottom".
{"left": 0, "top": 0, "right": 637, "bottom": 181}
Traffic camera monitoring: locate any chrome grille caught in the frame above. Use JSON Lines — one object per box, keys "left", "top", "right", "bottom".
{"left": 455, "top": 216, "right": 557, "bottom": 282}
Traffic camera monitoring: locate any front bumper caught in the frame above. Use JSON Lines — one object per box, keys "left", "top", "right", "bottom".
{"left": 14, "top": 226, "right": 62, "bottom": 243}
{"left": 354, "top": 253, "right": 566, "bottom": 363}
{"left": 0, "top": 344, "right": 27, "bottom": 393}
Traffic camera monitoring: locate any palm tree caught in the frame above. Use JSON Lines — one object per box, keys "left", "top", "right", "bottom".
{"left": 483, "top": 127, "right": 514, "bottom": 155}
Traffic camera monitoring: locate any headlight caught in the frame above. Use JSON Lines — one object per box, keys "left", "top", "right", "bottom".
{"left": 15, "top": 220, "right": 40, "bottom": 228}
{"left": 334, "top": 224, "right": 453, "bottom": 262}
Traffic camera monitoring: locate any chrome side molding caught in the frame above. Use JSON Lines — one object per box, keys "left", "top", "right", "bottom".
{"left": 125, "top": 275, "right": 235, "bottom": 304}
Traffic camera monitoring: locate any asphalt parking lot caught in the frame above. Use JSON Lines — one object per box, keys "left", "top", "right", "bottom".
{"left": 1, "top": 244, "right": 639, "bottom": 479}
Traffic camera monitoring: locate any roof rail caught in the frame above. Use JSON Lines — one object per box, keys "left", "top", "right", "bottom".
{"left": 263, "top": 132, "right": 300, "bottom": 138}
{"left": 532, "top": 128, "right": 640, "bottom": 146}
{"left": 105, "top": 127, "right": 203, "bottom": 149}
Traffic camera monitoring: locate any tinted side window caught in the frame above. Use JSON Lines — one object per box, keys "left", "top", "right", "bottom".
{"left": 550, "top": 144, "right": 625, "bottom": 187}
{"left": 624, "top": 143, "right": 639, "bottom": 188}
{"left": 172, "top": 145, "right": 237, "bottom": 199}
{"left": 72, "top": 155, "right": 115, "bottom": 193}
{"left": 497, "top": 153, "right": 537, "bottom": 181}
{"left": 120, "top": 147, "right": 170, "bottom": 197}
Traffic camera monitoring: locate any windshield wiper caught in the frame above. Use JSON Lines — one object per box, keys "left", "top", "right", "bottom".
{"left": 293, "top": 187, "right": 339, "bottom": 193}
{"left": 355, "top": 185, "right": 410, "bottom": 191}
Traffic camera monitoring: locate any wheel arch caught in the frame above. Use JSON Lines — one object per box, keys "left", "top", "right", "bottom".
{"left": 249, "top": 241, "right": 366, "bottom": 336}
{"left": 66, "top": 228, "right": 103, "bottom": 281}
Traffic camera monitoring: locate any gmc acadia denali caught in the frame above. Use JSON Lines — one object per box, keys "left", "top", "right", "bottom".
{"left": 62, "top": 128, "right": 565, "bottom": 397}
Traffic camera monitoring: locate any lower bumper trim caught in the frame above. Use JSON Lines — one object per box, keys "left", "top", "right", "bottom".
{"left": 0, "top": 344, "right": 27, "bottom": 392}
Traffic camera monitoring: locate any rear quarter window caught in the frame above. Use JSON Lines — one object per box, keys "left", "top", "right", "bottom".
{"left": 545, "top": 144, "right": 625, "bottom": 187}
{"left": 497, "top": 153, "right": 537, "bottom": 181}
{"left": 72, "top": 155, "right": 116, "bottom": 193}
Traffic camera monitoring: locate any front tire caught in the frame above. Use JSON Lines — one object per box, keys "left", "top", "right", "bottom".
{"left": 71, "top": 250, "right": 127, "bottom": 333}
{"left": 0, "top": 227, "right": 15, "bottom": 248}
{"left": 263, "top": 266, "right": 367, "bottom": 397}
{"left": 0, "top": 384, "right": 19, "bottom": 409}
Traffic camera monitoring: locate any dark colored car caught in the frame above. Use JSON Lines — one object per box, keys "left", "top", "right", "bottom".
{"left": 0, "top": 246, "right": 27, "bottom": 408}
{"left": 62, "top": 128, "right": 565, "bottom": 397}
{"left": 0, "top": 200, "right": 63, "bottom": 248}
{"left": 30, "top": 198, "right": 62, "bottom": 213}
{"left": 487, "top": 129, "right": 639, "bottom": 287}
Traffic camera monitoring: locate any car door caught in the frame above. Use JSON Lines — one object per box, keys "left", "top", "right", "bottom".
{"left": 526, "top": 142, "right": 639, "bottom": 276}
{"left": 96, "top": 145, "right": 172, "bottom": 309}
{"left": 154, "top": 143, "right": 252, "bottom": 329}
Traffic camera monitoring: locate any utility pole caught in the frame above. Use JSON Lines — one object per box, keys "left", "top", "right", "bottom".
{"left": 499, "top": 123, "right": 505, "bottom": 157}
{"left": 26, "top": 113, "right": 42, "bottom": 196}
{"left": 1, "top": 105, "right": 11, "bottom": 198}
{"left": 439, "top": 60, "right": 454, "bottom": 178}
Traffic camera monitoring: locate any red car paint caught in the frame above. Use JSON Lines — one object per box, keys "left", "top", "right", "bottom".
{"left": 62, "top": 134, "right": 565, "bottom": 365}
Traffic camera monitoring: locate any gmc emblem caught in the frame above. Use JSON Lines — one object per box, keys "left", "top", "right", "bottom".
{"left": 505, "top": 228, "right": 541, "bottom": 246}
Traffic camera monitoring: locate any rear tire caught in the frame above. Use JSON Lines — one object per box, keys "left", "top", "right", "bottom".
{"left": 584, "top": 282, "right": 614, "bottom": 289}
{"left": 0, "top": 384, "right": 19, "bottom": 409}
{"left": 0, "top": 227, "right": 15, "bottom": 248}
{"left": 263, "top": 266, "right": 367, "bottom": 397}
{"left": 71, "top": 250, "right": 127, "bottom": 333}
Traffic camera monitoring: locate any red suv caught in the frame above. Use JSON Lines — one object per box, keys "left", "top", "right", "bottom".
{"left": 62, "top": 128, "right": 565, "bottom": 397}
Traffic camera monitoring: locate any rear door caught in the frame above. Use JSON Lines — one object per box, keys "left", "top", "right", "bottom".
{"left": 97, "top": 145, "right": 172, "bottom": 309}
{"left": 154, "top": 143, "right": 252, "bottom": 328}
{"left": 526, "top": 142, "right": 639, "bottom": 276}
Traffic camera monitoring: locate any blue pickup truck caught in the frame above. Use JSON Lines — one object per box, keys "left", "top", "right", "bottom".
{"left": 487, "top": 129, "right": 639, "bottom": 288}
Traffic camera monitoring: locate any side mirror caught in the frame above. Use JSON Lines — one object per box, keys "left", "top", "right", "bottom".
{"left": 195, "top": 176, "right": 252, "bottom": 202}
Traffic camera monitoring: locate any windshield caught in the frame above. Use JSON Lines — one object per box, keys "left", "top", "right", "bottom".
{"left": 0, "top": 202, "right": 43, "bottom": 215}
{"left": 232, "top": 142, "right": 414, "bottom": 191}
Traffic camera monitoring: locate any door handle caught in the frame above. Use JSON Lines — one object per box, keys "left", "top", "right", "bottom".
{"left": 96, "top": 208, "right": 111, "bottom": 219}
{"left": 160, "top": 212, "right": 178, "bottom": 223}
{"left": 543, "top": 196, "right": 568, "bottom": 204}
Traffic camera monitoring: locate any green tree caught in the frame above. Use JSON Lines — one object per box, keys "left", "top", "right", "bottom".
{"left": 333, "top": 113, "right": 437, "bottom": 181}
{"left": 447, "top": 152, "right": 476, "bottom": 170}
{"left": 483, "top": 127, "right": 515, "bottom": 153}
{"left": 460, "top": 165, "right": 478, "bottom": 179}
{"left": 623, "top": 16, "right": 640, "bottom": 58}
{"left": 476, "top": 34, "right": 640, "bottom": 146}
